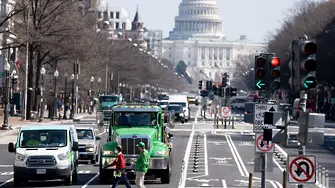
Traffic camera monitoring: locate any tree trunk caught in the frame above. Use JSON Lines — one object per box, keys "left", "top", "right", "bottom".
{"left": 26, "top": 43, "right": 34, "bottom": 120}
{"left": 33, "top": 47, "right": 41, "bottom": 111}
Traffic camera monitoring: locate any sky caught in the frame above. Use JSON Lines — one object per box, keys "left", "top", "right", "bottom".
{"left": 103, "top": 0, "right": 323, "bottom": 43}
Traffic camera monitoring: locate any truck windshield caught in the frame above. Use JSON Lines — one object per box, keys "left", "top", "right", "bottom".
{"left": 169, "top": 102, "right": 186, "bottom": 107}
{"left": 19, "top": 130, "right": 67, "bottom": 148}
{"left": 158, "top": 94, "right": 169, "bottom": 100}
{"left": 100, "top": 96, "right": 118, "bottom": 103}
{"left": 114, "top": 112, "right": 157, "bottom": 126}
{"left": 168, "top": 105, "right": 182, "bottom": 111}
{"left": 76, "top": 129, "right": 94, "bottom": 139}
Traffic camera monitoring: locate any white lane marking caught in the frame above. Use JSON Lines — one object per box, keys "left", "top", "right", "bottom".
{"left": 1, "top": 172, "right": 13, "bottom": 175}
{"left": 253, "top": 177, "right": 279, "bottom": 188}
{"left": 0, "top": 178, "right": 13, "bottom": 187}
{"left": 222, "top": 179, "right": 227, "bottom": 188}
{"left": 78, "top": 170, "right": 91, "bottom": 174}
{"left": 81, "top": 173, "right": 99, "bottom": 188}
{"left": 0, "top": 165, "right": 12, "bottom": 167}
{"left": 275, "top": 181, "right": 283, "bottom": 188}
{"left": 225, "top": 135, "right": 245, "bottom": 177}
{"left": 227, "top": 135, "right": 249, "bottom": 176}
{"left": 204, "top": 134, "right": 208, "bottom": 176}
{"left": 269, "top": 180, "right": 278, "bottom": 188}
{"left": 178, "top": 107, "right": 200, "bottom": 188}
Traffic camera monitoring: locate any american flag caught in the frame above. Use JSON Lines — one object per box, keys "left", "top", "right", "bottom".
{"left": 15, "top": 60, "right": 25, "bottom": 74}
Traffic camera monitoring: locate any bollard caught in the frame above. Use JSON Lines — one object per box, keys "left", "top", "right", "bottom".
{"left": 224, "top": 118, "right": 227, "bottom": 129}
{"left": 325, "top": 171, "right": 329, "bottom": 188}
{"left": 322, "top": 167, "right": 326, "bottom": 187}
{"left": 228, "top": 116, "right": 231, "bottom": 125}
{"left": 282, "top": 170, "right": 286, "bottom": 188}
{"left": 248, "top": 173, "right": 253, "bottom": 188}
{"left": 318, "top": 165, "right": 322, "bottom": 185}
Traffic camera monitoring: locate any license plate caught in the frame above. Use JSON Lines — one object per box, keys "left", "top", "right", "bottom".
{"left": 36, "top": 169, "right": 46, "bottom": 174}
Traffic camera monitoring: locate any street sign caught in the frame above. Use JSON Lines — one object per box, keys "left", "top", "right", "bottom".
{"left": 255, "top": 133, "right": 274, "bottom": 153}
{"left": 253, "top": 104, "right": 278, "bottom": 132}
{"left": 288, "top": 155, "right": 316, "bottom": 183}
{"left": 0, "top": 72, "right": 5, "bottom": 78}
{"left": 222, "top": 106, "right": 231, "bottom": 118}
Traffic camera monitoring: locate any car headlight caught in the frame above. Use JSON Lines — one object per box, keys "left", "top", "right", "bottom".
{"left": 86, "top": 147, "right": 94, "bottom": 152}
{"left": 15, "top": 153, "right": 25, "bottom": 161}
{"left": 103, "top": 151, "right": 114, "bottom": 155}
{"left": 154, "top": 151, "right": 168, "bottom": 156}
{"left": 57, "top": 152, "right": 69, "bottom": 160}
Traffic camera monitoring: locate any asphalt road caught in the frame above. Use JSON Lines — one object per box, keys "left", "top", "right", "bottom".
{"left": 0, "top": 109, "right": 324, "bottom": 188}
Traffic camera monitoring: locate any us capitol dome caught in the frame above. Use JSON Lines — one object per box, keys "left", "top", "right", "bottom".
{"left": 169, "top": 0, "right": 224, "bottom": 40}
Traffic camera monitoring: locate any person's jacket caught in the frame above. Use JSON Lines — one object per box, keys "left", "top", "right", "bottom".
{"left": 135, "top": 149, "right": 149, "bottom": 173}
{"left": 110, "top": 152, "right": 126, "bottom": 170}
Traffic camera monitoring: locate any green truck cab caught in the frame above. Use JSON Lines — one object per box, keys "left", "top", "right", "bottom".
{"left": 97, "top": 95, "right": 123, "bottom": 126}
{"left": 99, "top": 103, "right": 173, "bottom": 184}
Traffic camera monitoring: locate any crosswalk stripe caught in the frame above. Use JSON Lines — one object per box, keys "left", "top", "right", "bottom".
{"left": 1, "top": 172, "right": 13, "bottom": 175}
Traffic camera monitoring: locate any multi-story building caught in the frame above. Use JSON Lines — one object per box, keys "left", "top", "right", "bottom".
{"left": 144, "top": 29, "right": 163, "bottom": 59}
{"left": 162, "top": 0, "right": 267, "bottom": 83}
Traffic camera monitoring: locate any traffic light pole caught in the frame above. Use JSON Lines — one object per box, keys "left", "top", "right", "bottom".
{"left": 298, "top": 91, "right": 307, "bottom": 188}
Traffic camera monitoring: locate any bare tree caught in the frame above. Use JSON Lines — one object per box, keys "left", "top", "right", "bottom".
{"left": 231, "top": 54, "right": 255, "bottom": 91}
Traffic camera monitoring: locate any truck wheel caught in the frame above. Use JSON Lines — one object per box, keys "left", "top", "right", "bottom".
{"left": 181, "top": 120, "right": 185, "bottom": 124}
{"left": 161, "top": 161, "right": 171, "bottom": 184}
{"left": 185, "top": 119, "right": 188, "bottom": 122}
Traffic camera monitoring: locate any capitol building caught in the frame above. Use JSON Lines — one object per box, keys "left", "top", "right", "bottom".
{"left": 162, "top": 0, "right": 267, "bottom": 83}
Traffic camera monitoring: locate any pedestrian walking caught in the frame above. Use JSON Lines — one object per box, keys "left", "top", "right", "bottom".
{"left": 135, "top": 142, "right": 149, "bottom": 188}
{"left": 106, "top": 145, "right": 132, "bottom": 188}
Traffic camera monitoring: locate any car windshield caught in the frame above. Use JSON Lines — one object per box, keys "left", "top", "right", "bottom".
{"left": 168, "top": 105, "right": 182, "bottom": 111}
{"left": 169, "top": 102, "right": 186, "bottom": 107}
{"left": 19, "top": 130, "right": 67, "bottom": 148}
{"left": 76, "top": 129, "right": 94, "bottom": 139}
{"left": 99, "top": 96, "right": 118, "bottom": 103}
{"left": 159, "top": 102, "right": 169, "bottom": 105}
{"left": 114, "top": 112, "right": 157, "bottom": 126}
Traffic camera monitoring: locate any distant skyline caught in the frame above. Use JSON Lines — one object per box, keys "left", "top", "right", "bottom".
{"left": 103, "top": 0, "right": 323, "bottom": 42}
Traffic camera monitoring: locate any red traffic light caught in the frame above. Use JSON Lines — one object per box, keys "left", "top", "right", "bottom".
{"left": 303, "top": 59, "right": 317, "bottom": 71}
{"left": 271, "top": 57, "right": 280, "bottom": 67}
{"left": 301, "top": 41, "right": 317, "bottom": 55}
{"left": 256, "top": 57, "right": 266, "bottom": 67}
{"left": 256, "top": 69, "right": 265, "bottom": 78}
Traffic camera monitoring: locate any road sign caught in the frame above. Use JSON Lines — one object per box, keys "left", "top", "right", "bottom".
{"left": 222, "top": 106, "right": 231, "bottom": 118}
{"left": 253, "top": 104, "right": 278, "bottom": 132}
{"left": 288, "top": 155, "right": 316, "bottom": 183}
{"left": 255, "top": 133, "right": 274, "bottom": 153}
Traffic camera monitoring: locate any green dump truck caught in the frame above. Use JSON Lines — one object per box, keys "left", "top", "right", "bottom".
{"left": 97, "top": 95, "right": 123, "bottom": 126}
{"left": 99, "top": 103, "right": 173, "bottom": 184}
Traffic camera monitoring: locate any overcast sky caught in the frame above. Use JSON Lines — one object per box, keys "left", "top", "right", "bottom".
{"left": 103, "top": 0, "right": 323, "bottom": 43}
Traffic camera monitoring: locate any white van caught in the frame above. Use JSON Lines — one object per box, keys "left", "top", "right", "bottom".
{"left": 169, "top": 95, "right": 190, "bottom": 121}
{"left": 8, "top": 125, "right": 79, "bottom": 186}
{"left": 229, "top": 96, "right": 247, "bottom": 109}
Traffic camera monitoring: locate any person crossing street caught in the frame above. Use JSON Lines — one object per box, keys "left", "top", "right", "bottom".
{"left": 135, "top": 142, "right": 149, "bottom": 188}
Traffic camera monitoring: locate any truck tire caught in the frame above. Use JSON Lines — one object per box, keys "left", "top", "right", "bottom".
{"left": 161, "top": 160, "right": 171, "bottom": 184}
{"left": 181, "top": 120, "right": 185, "bottom": 124}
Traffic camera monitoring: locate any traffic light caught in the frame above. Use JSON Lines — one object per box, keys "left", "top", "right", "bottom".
{"left": 255, "top": 55, "right": 267, "bottom": 90}
{"left": 209, "top": 81, "right": 213, "bottom": 90}
{"left": 299, "top": 40, "right": 317, "bottom": 90}
{"left": 213, "top": 85, "right": 219, "bottom": 95}
{"left": 269, "top": 56, "right": 280, "bottom": 90}
{"left": 198, "top": 80, "right": 203, "bottom": 89}
{"left": 222, "top": 73, "right": 229, "bottom": 87}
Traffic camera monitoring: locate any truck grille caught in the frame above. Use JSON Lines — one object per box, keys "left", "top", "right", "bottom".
{"left": 121, "top": 137, "right": 150, "bottom": 155}
{"left": 79, "top": 145, "right": 86, "bottom": 152}
{"left": 26, "top": 156, "right": 56, "bottom": 167}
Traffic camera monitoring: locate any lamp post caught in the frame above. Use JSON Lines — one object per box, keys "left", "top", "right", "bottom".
{"left": 52, "top": 69, "right": 59, "bottom": 120}
{"left": 97, "top": 77, "right": 101, "bottom": 95}
{"left": 10, "top": 69, "right": 18, "bottom": 116}
{"left": 70, "top": 74, "right": 75, "bottom": 119}
{"left": 1, "top": 61, "right": 10, "bottom": 130}
{"left": 63, "top": 73, "right": 68, "bottom": 119}
{"left": 38, "top": 66, "right": 46, "bottom": 122}
{"left": 89, "top": 76, "right": 94, "bottom": 114}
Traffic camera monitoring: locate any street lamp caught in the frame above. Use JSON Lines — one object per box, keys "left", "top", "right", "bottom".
{"left": 89, "top": 76, "right": 94, "bottom": 114}
{"left": 52, "top": 69, "right": 59, "bottom": 120}
{"left": 70, "top": 74, "right": 75, "bottom": 119}
{"left": 97, "top": 77, "right": 101, "bottom": 94}
{"left": 38, "top": 66, "right": 46, "bottom": 122}
{"left": 63, "top": 73, "right": 68, "bottom": 119}
{"left": 1, "top": 61, "right": 10, "bottom": 130}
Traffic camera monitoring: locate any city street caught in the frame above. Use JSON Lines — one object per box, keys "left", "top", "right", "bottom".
{"left": 0, "top": 111, "right": 328, "bottom": 188}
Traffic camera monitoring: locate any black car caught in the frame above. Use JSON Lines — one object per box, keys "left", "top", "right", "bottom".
{"left": 167, "top": 104, "right": 185, "bottom": 123}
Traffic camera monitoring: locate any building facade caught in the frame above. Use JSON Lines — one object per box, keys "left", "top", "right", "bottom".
{"left": 162, "top": 0, "right": 267, "bottom": 82}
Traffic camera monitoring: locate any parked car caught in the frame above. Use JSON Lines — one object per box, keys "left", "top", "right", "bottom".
{"left": 76, "top": 127, "right": 101, "bottom": 164}
{"left": 167, "top": 104, "right": 185, "bottom": 123}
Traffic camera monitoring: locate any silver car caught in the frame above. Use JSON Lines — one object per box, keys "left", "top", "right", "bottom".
{"left": 76, "top": 127, "right": 101, "bottom": 164}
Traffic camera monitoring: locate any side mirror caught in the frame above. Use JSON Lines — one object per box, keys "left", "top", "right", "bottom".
{"left": 8, "top": 142, "right": 15, "bottom": 153}
{"left": 168, "top": 133, "right": 173, "bottom": 138}
{"left": 95, "top": 136, "right": 101, "bottom": 140}
{"left": 72, "top": 141, "right": 79, "bottom": 151}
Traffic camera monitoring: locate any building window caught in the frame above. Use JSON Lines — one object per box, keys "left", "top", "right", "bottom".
{"left": 209, "top": 48, "right": 213, "bottom": 59}
{"left": 227, "top": 61, "right": 230, "bottom": 66}
{"left": 219, "top": 48, "right": 223, "bottom": 60}
{"left": 226, "top": 48, "right": 231, "bottom": 60}
{"left": 110, "top": 12, "right": 114, "bottom": 19}
{"left": 116, "top": 12, "right": 120, "bottom": 19}
{"left": 201, "top": 48, "right": 205, "bottom": 59}
{"left": 220, "top": 62, "right": 222, "bottom": 67}
{"left": 116, "top": 22, "right": 120, "bottom": 29}
{"left": 202, "top": 61, "right": 205, "bottom": 66}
